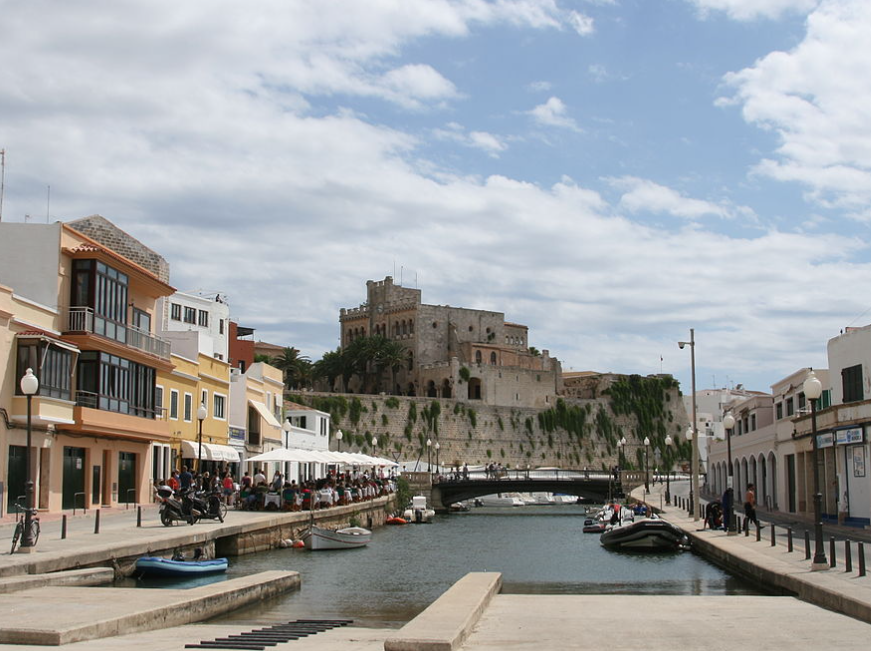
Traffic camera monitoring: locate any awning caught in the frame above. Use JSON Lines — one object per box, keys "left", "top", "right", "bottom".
{"left": 180, "top": 440, "right": 241, "bottom": 462}
{"left": 248, "top": 399, "right": 283, "bottom": 429}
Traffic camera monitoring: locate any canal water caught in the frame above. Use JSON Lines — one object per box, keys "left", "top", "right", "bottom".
{"left": 130, "top": 506, "right": 763, "bottom": 628}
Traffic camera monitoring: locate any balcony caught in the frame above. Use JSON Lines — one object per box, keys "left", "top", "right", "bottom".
{"left": 65, "top": 307, "right": 171, "bottom": 360}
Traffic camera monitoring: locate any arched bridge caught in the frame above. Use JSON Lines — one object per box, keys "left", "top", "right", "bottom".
{"left": 431, "top": 469, "right": 632, "bottom": 509}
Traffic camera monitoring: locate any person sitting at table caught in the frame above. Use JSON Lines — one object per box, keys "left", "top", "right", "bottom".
{"left": 281, "top": 482, "right": 296, "bottom": 511}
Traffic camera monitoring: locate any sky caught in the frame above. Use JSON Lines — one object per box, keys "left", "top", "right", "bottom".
{"left": 2, "top": 0, "right": 870, "bottom": 396}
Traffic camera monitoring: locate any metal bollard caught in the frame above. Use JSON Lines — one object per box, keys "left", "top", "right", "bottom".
{"left": 859, "top": 543, "right": 866, "bottom": 577}
{"left": 770, "top": 524, "right": 775, "bottom": 547}
{"left": 830, "top": 537, "right": 837, "bottom": 568}
{"left": 137, "top": 506, "right": 142, "bottom": 528}
{"left": 788, "top": 527, "right": 793, "bottom": 553}
{"left": 805, "top": 531, "right": 811, "bottom": 559}
{"left": 845, "top": 540, "right": 852, "bottom": 573}
{"left": 61, "top": 514, "right": 67, "bottom": 540}
{"left": 94, "top": 509, "right": 100, "bottom": 534}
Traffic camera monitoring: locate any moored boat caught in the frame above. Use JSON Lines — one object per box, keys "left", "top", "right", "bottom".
{"left": 403, "top": 495, "right": 436, "bottom": 523}
{"left": 135, "top": 556, "right": 229, "bottom": 578}
{"left": 599, "top": 518, "right": 689, "bottom": 552}
{"left": 303, "top": 524, "right": 371, "bottom": 550}
{"left": 475, "top": 493, "right": 526, "bottom": 507}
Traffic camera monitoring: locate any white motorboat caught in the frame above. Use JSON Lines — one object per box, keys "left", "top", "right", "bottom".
{"left": 403, "top": 495, "right": 436, "bottom": 523}
{"left": 475, "top": 493, "right": 526, "bottom": 507}
{"left": 303, "top": 524, "right": 371, "bottom": 550}
{"left": 521, "top": 492, "right": 556, "bottom": 505}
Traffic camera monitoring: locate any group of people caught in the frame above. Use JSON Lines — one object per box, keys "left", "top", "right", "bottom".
{"left": 236, "top": 468, "right": 396, "bottom": 512}
{"left": 155, "top": 465, "right": 396, "bottom": 513}
{"left": 709, "top": 482, "right": 762, "bottom": 531}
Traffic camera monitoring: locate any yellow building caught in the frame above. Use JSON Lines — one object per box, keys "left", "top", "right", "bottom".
{"left": 156, "top": 350, "right": 236, "bottom": 479}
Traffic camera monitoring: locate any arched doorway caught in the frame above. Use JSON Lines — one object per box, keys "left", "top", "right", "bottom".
{"left": 441, "top": 379, "right": 452, "bottom": 398}
{"left": 468, "top": 377, "right": 482, "bottom": 400}
{"left": 427, "top": 380, "right": 437, "bottom": 397}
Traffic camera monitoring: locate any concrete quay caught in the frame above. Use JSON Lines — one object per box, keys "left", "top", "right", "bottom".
{"left": 2, "top": 489, "right": 871, "bottom": 649}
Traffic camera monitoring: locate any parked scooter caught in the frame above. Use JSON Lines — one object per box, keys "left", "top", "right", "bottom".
{"left": 190, "top": 487, "right": 227, "bottom": 523}
{"left": 156, "top": 486, "right": 199, "bottom": 526}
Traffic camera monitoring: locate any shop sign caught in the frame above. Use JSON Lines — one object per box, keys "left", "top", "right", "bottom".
{"left": 816, "top": 432, "right": 834, "bottom": 449}
{"left": 229, "top": 426, "right": 246, "bottom": 442}
{"left": 835, "top": 427, "right": 864, "bottom": 445}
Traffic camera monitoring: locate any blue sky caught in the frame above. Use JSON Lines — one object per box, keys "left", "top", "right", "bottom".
{"left": 2, "top": 0, "right": 869, "bottom": 395}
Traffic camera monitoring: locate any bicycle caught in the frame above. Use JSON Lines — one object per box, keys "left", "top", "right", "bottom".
{"left": 10, "top": 497, "right": 40, "bottom": 554}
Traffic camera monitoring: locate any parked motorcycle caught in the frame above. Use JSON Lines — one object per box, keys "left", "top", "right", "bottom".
{"left": 190, "top": 488, "right": 227, "bottom": 523}
{"left": 156, "top": 486, "right": 199, "bottom": 526}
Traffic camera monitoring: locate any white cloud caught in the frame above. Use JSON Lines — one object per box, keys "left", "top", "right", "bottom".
{"left": 568, "top": 11, "right": 595, "bottom": 35}
{"left": 433, "top": 123, "right": 508, "bottom": 156}
{"left": 527, "top": 80, "right": 553, "bottom": 92}
{"left": 528, "top": 96, "right": 582, "bottom": 131}
{"left": 607, "top": 177, "right": 734, "bottom": 220}
{"left": 719, "top": 0, "right": 871, "bottom": 211}
{"left": 686, "top": 0, "right": 820, "bottom": 20}
{"left": 0, "top": 0, "right": 867, "bottom": 395}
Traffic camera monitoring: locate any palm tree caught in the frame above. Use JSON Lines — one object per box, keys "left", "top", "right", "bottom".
{"left": 271, "top": 347, "right": 311, "bottom": 390}
{"left": 312, "top": 349, "right": 344, "bottom": 392}
{"left": 374, "top": 338, "right": 407, "bottom": 394}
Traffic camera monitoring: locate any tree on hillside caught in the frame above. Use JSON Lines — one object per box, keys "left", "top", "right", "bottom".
{"left": 312, "top": 348, "right": 345, "bottom": 392}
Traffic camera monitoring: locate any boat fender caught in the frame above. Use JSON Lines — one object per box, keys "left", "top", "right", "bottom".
{"left": 291, "top": 540, "right": 305, "bottom": 549}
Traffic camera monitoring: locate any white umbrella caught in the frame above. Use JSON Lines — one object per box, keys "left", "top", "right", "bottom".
{"left": 247, "top": 448, "right": 322, "bottom": 463}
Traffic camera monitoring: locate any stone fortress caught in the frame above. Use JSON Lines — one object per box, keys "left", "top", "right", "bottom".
{"left": 310, "top": 277, "right": 691, "bottom": 472}
{"left": 339, "top": 276, "right": 562, "bottom": 409}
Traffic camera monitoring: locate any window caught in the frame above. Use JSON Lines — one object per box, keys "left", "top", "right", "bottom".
{"left": 183, "top": 393, "right": 192, "bottom": 422}
{"left": 776, "top": 402, "right": 783, "bottom": 420}
{"left": 490, "top": 352, "right": 497, "bottom": 364}
{"left": 155, "top": 386, "right": 164, "bottom": 417}
{"left": 750, "top": 414, "right": 756, "bottom": 431}
{"left": 132, "top": 308, "right": 151, "bottom": 333}
{"left": 170, "top": 389, "right": 179, "bottom": 420}
{"left": 786, "top": 397, "right": 794, "bottom": 416}
{"left": 183, "top": 307, "right": 196, "bottom": 324}
{"left": 475, "top": 350, "right": 482, "bottom": 364}
{"left": 198, "top": 310, "right": 209, "bottom": 327}
{"left": 16, "top": 341, "right": 73, "bottom": 400}
{"left": 71, "top": 259, "right": 129, "bottom": 343}
{"left": 843, "top": 364, "right": 863, "bottom": 403}
{"left": 213, "top": 394, "right": 226, "bottom": 419}
{"left": 201, "top": 390, "right": 208, "bottom": 413}
{"left": 171, "top": 303, "right": 182, "bottom": 321}
{"left": 798, "top": 392, "right": 806, "bottom": 411}
{"left": 219, "top": 319, "right": 224, "bottom": 335}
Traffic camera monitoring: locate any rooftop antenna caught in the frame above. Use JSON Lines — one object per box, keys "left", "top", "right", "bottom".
{"left": 46, "top": 184, "right": 51, "bottom": 223}
{"left": 400, "top": 265, "right": 404, "bottom": 286}
{"left": 0, "top": 148, "right": 5, "bottom": 222}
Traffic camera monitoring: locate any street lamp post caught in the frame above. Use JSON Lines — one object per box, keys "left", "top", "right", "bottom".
{"left": 678, "top": 329, "right": 700, "bottom": 521}
{"left": 197, "top": 403, "right": 207, "bottom": 473}
{"left": 620, "top": 436, "right": 627, "bottom": 470}
{"left": 19, "top": 368, "right": 39, "bottom": 550}
{"left": 435, "top": 441, "right": 441, "bottom": 475}
{"left": 664, "top": 434, "right": 673, "bottom": 504}
{"left": 804, "top": 370, "right": 828, "bottom": 570}
{"left": 426, "top": 438, "right": 432, "bottom": 472}
{"left": 723, "top": 412, "right": 738, "bottom": 534}
{"left": 643, "top": 436, "right": 650, "bottom": 493}
{"left": 335, "top": 429, "right": 343, "bottom": 451}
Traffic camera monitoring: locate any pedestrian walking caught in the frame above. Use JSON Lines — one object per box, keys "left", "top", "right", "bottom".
{"left": 744, "top": 483, "right": 761, "bottom": 530}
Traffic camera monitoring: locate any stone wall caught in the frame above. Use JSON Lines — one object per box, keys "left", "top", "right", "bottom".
{"left": 289, "top": 375, "right": 691, "bottom": 472}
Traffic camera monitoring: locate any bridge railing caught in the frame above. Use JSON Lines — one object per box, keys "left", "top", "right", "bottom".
{"left": 434, "top": 468, "right": 615, "bottom": 483}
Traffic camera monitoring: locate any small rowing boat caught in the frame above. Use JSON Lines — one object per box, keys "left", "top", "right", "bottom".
{"left": 135, "top": 556, "right": 229, "bottom": 578}
{"left": 303, "top": 524, "right": 371, "bottom": 550}
{"left": 599, "top": 518, "right": 689, "bottom": 552}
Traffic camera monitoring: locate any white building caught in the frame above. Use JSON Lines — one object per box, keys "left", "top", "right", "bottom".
{"left": 157, "top": 291, "right": 230, "bottom": 361}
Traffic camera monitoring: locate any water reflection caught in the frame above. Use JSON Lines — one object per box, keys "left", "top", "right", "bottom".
{"left": 127, "top": 506, "right": 763, "bottom": 627}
